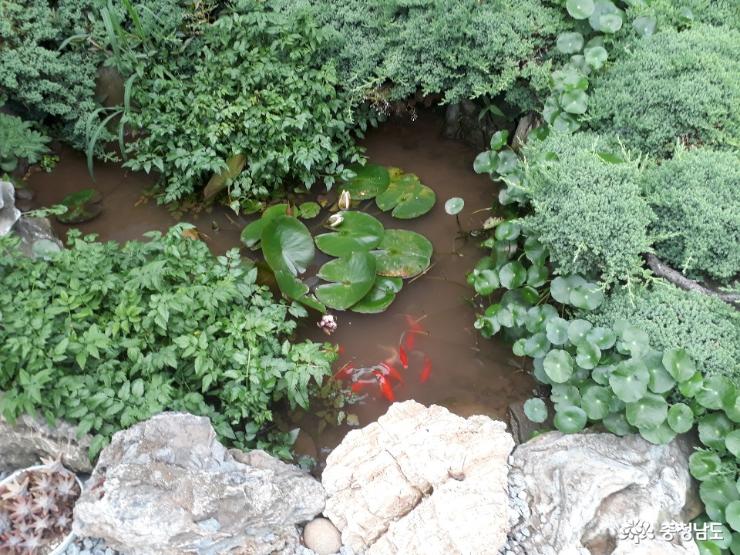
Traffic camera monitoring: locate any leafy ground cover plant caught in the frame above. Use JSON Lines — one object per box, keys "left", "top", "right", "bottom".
{"left": 116, "top": 0, "right": 365, "bottom": 205}
{"left": 0, "top": 225, "right": 336, "bottom": 459}
{"left": 0, "top": 113, "right": 50, "bottom": 173}
{"left": 275, "top": 0, "right": 565, "bottom": 107}
{"left": 643, "top": 148, "right": 740, "bottom": 283}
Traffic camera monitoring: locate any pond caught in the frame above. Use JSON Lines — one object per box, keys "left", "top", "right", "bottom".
{"left": 26, "top": 110, "right": 534, "bottom": 463}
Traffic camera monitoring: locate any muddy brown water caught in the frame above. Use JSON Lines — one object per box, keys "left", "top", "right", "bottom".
{"left": 26, "top": 111, "right": 534, "bottom": 461}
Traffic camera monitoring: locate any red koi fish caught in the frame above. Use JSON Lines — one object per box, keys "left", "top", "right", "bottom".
{"left": 399, "top": 346, "right": 409, "bottom": 369}
{"left": 380, "top": 362, "right": 404, "bottom": 383}
{"left": 332, "top": 362, "right": 354, "bottom": 380}
{"left": 420, "top": 356, "right": 432, "bottom": 383}
{"left": 351, "top": 379, "right": 374, "bottom": 394}
{"left": 373, "top": 370, "right": 395, "bottom": 402}
{"left": 403, "top": 315, "right": 426, "bottom": 350}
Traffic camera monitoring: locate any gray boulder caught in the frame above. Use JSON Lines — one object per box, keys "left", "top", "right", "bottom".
{"left": 505, "top": 431, "right": 700, "bottom": 555}
{"left": 73, "top": 412, "right": 326, "bottom": 555}
{"left": 0, "top": 180, "right": 21, "bottom": 236}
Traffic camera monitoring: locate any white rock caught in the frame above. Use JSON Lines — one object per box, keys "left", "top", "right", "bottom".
{"left": 303, "top": 517, "right": 341, "bottom": 555}
{"left": 0, "top": 180, "right": 21, "bottom": 236}
{"left": 507, "top": 431, "right": 700, "bottom": 555}
{"left": 73, "top": 412, "right": 326, "bottom": 555}
{"left": 322, "top": 401, "right": 514, "bottom": 554}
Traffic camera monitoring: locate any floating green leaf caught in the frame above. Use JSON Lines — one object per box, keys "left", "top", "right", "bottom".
{"left": 375, "top": 174, "right": 436, "bottom": 219}
{"left": 241, "top": 204, "right": 289, "bottom": 249}
{"left": 582, "top": 384, "right": 611, "bottom": 419}
{"left": 524, "top": 398, "right": 548, "bottom": 423}
{"left": 351, "top": 277, "right": 403, "bottom": 314}
{"left": 546, "top": 317, "right": 569, "bottom": 346}
{"left": 568, "top": 319, "right": 593, "bottom": 346}
{"left": 372, "top": 229, "right": 433, "bottom": 278}
{"left": 610, "top": 359, "right": 649, "bottom": 403}
{"left": 314, "top": 211, "right": 384, "bottom": 257}
{"left": 554, "top": 405, "right": 587, "bottom": 433}
{"left": 56, "top": 188, "right": 103, "bottom": 224}
{"left": 499, "top": 261, "right": 527, "bottom": 289}
{"left": 663, "top": 348, "right": 696, "bottom": 382}
{"left": 315, "top": 252, "right": 376, "bottom": 310}
{"left": 445, "top": 197, "right": 464, "bottom": 215}
{"left": 626, "top": 393, "right": 668, "bottom": 429}
{"left": 340, "top": 163, "right": 390, "bottom": 199}
{"left": 298, "top": 201, "right": 321, "bottom": 219}
{"left": 262, "top": 215, "right": 315, "bottom": 276}
{"left": 544, "top": 349, "right": 574, "bottom": 383}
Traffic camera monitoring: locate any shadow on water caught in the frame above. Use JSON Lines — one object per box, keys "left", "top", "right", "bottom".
{"left": 26, "top": 110, "right": 534, "bottom": 461}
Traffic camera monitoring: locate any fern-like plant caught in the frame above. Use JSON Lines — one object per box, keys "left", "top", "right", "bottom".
{"left": 0, "top": 113, "right": 50, "bottom": 173}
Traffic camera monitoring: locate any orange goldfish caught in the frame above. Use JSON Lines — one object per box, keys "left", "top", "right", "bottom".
{"left": 420, "top": 356, "right": 432, "bottom": 383}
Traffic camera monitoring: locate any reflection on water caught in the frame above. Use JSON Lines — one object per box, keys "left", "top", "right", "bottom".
{"left": 27, "top": 110, "right": 534, "bottom": 463}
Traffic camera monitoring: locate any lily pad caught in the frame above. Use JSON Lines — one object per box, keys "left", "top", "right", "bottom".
{"left": 314, "top": 211, "right": 384, "bottom": 257}
{"left": 315, "top": 251, "right": 376, "bottom": 310}
{"left": 262, "top": 215, "right": 314, "bottom": 276}
{"left": 372, "top": 229, "right": 433, "bottom": 278}
{"left": 339, "top": 163, "right": 390, "bottom": 200}
{"left": 351, "top": 276, "right": 403, "bottom": 314}
{"left": 241, "top": 204, "right": 289, "bottom": 249}
{"left": 445, "top": 197, "right": 464, "bottom": 215}
{"left": 56, "top": 188, "right": 102, "bottom": 224}
{"left": 524, "top": 398, "right": 548, "bottom": 423}
{"left": 298, "top": 202, "right": 321, "bottom": 219}
{"left": 375, "top": 174, "right": 436, "bottom": 219}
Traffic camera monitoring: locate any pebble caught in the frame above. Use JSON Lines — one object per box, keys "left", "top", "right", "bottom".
{"left": 303, "top": 517, "right": 342, "bottom": 555}
{"left": 61, "top": 537, "right": 119, "bottom": 555}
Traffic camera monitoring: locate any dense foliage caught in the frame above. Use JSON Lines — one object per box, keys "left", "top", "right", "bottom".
{"left": 117, "top": 0, "right": 363, "bottom": 204}
{"left": 276, "top": 0, "right": 564, "bottom": 106}
{"left": 627, "top": 0, "right": 740, "bottom": 29}
{"left": 0, "top": 226, "right": 335, "bottom": 458}
{"left": 523, "top": 132, "right": 653, "bottom": 285}
{"left": 644, "top": 148, "right": 740, "bottom": 282}
{"left": 590, "top": 284, "right": 740, "bottom": 385}
{"left": 589, "top": 25, "right": 740, "bottom": 156}
{"left": 0, "top": 0, "right": 102, "bottom": 148}
{"left": 0, "top": 112, "right": 50, "bottom": 173}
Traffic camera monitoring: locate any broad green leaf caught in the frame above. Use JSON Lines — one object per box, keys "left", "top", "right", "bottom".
{"left": 544, "top": 349, "right": 574, "bottom": 383}
{"left": 241, "top": 204, "right": 289, "bottom": 249}
{"left": 472, "top": 269, "right": 499, "bottom": 295}
{"left": 581, "top": 384, "right": 611, "bottom": 419}
{"left": 315, "top": 252, "right": 376, "bottom": 310}
{"left": 626, "top": 392, "right": 668, "bottom": 429}
{"left": 372, "top": 229, "right": 433, "bottom": 278}
{"left": 599, "top": 13, "right": 623, "bottom": 33}
{"left": 584, "top": 46, "right": 608, "bottom": 69}
{"left": 527, "top": 264, "right": 548, "bottom": 288}
{"left": 576, "top": 341, "right": 601, "bottom": 369}
{"left": 570, "top": 283, "right": 604, "bottom": 311}
{"left": 568, "top": 319, "right": 593, "bottom": 346}
{"left": 557, "top": 32, "right": 584, "bottom": 54}
{"left": 700, "top": 476, "right": 740, "bottom": 523}
{"left": 726, "top": 501, "right": 740, "bottom": 532}
{"left": 351, "top": 277, "right": 403, "bottom": 314}
{"left": 586, "top": 327, "right": 616, "bottom": 350}
{"left": 690, "top": 450, "right": 722, "bottom": 480}
{"left": 524, "top": 333, "right": 551, "bottom": 358}
{"left": 725, "top": 429, "right": 740, "bottom": 458}
{"left": 552, "top": 384, "right": 581, "bottom": 407}
{"left": 619, "top": 326, "right": 650, "bottom": 358}
{"left": 340, "top": 163, "right": 390, "bottom": 199}
{"left": 297, "top": 201, "right": 320, "bottom": 219}
{"left": 663, "top": 348, "right": 697, "bottom": 382}
{"left": 315, "top": 211, "right": 384, "bottom": 257}
{"left": 550, "top": 275, "right": 586, "bottom": 304}
{"left": 632, "top": 15, "right": 656, "bottom": 37}
{"left": 262, "top": 216, "right": 314, "bottom": 275}
{"left": 524, "top": 236, "right": 547, "bottom": 265}
{"left": 376, "top": 174, "right": 436, "bottom": 219}
{"left": 639, "top": 422, "right": 676, "bottom": 445}
{"left": 567, "top": 0, "right": 595, "bottom": 19}
{"left": 679, "top": 372, "right": 704, "bottom": 398}
{"left": 546, "top": 317, "right": 569, "bottom": 346}
{"left": 699, "top": 413, "right": 734, "bottom": 451}
{"left": 524, "top": 398, "right": 548, "bottom": 423}
{"left": 490, "top": 130, "right": 509, "bottom": 151}
{"left": 473, "top": 151, "right": 497, "bottom": 174}
{"left": 603, "top": 412, "right": 633, "bottom": 436}
{"left": 444, "top": 197, "right": 464, "bottom": 215}
{"left": 697, "top": 376, "right": 734, "bottom": 410}
{"left": 610, "top": 359, "right": 649, "bottom": 403}
{"left": 560, "top": 90, "right": 588, "bottom": 115}
{"left": 499, "top": 261, "right": 527, "bottom": 289}
{"left": 589, "top": 0, "right": 622, "bottom": 31}
{"left": 554, "top": 405, "right": 587, "bottom": 433}
{"left": 496, "top": 151, "right": 519, "bottom": 174}
{"left": 495, "top": 221, "right": 521, "bottom": 241}
{"left": 645, "top": 351, "right": 676, "bottom": 394}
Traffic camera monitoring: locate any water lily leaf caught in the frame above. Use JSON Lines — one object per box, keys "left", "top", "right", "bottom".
{"left": 544, "top": 349, "right": 574, "bottom": 383}
{"left": 495, "top": 221, "right": 521, "bottom": 241}
{"left": 203, "top": 153, "right": 246, "bottom": 199}
{"left": 663, "top": 348, "right": 696, "bottom": 382}
{"left": 445, "top": 197, "right": 464, "bottom": 215}
{"left": 626, "top": 392, "right": 668, "bottom": 429}
{"left": 340, "top": 163, "right": 390, "bottom": 200}
{"left": 473, "top": 151, "right": 497, "bottom": 174}
{"left": 372, "top": 229, "right": 433, "bottom": 278}
{"left": 262, "top": 215, "right": 314, "bottom": 276}
{"left": 315, "top": 211, "right": 384, "bottom": 257}
{"left": 690, "top": 451, "right": 722, "bottom": 480}
{"left": 696, "top": 375, "right": 734, "bottom": 410}
{"left": 610, "top": 359, "right": 649, "bottom": 403}
{"left": 582, "top": 384, "right": 611, "bottom": 419}
{"left": 273, "top": 270, "right": 326, "bottom": 313}
{"left": 472, "top": 269, "right": 499, "bottom": 295}
{"left": 524, "top": 332, "right": 551, "bottom": 358}
{"left": 557, "top": 32, "right": 584, "bottom": 54}
{"left": 639, "top": 421, "right": 676, "bottom": 445}
{"left": 567, "top": 0, "right": 594, "bottom": 19}
{"left": 524, "top": 398, "right": 548, "bottom": 423}
{"left": 298, "top": 202, "right": 321, "bottom": 219}
{"left": 699, "top": 413, "right": 734, "bottom": 451}
{"left": 56, "top": 188, "right": 103, "bottom": 224}
{"left": 351, "top": 277, "right": 403, "bottom": 314}
{"left": 241, "top": 204, "right": 289, "bottom": 249}
{"left": 315, "top": 251, "right": 376, "bottom": 310}
{"left": 554, "top": 405, "right": 587, "bottom": 433}
{"left": 375, "top": 174, "right": 436, "bottom": 219}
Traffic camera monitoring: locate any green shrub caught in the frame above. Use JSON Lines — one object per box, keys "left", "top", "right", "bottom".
{"left": 627, "top": 0, "right": 740, "bottom": 30}
{"left": 523, "top": 131, "right": 653, "bottom": 285}
{"left": 0, "top": 225, "right": 335, "bottom": 457}
{"left": 644, "top": 148, "right": 740, "bottom": 282}
{"left": 589, "top": 25, "right": 740, "bottom": 157}
{"left": 122, "top": 0, "right": 363, "bottom": 203}
{"left": 276, "top": 0, "right": 564, "bottom": 106}
{"left": 0, "top": 112, "right": 50, "bottom": 172}
{"left": 590, "top": 283, "right": 740, "bottom": 384}
{"left": 0, "top": 1, "right": 102, "bottom": 148}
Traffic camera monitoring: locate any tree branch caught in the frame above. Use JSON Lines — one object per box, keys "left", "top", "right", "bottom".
{"left": 644, "top": 253, "right": 740, "bottom": 307}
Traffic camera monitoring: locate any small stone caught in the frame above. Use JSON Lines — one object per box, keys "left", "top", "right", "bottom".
{"left": 303, "top": 517, "right": 341, "bottom": 555}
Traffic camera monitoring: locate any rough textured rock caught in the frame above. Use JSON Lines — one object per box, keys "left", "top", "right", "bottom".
{"left": 73, "top": 412, "right": 326, "bottom": 555}
{"left": 302, "top": 517, "right": 341, "bottom": 555}
{"left": 322, "top": 401, "right": 514, "bottom": 554}
{"left": 12, "top": 215, "right": 63, "bottom": 258}
{"left": 0, "top": 412, "right": 92, "bottom": 473}
{"left": 505, "top": 431, "right": 700, "bottom": 555}
{"left": 0, "top": 180, "right": 21, "bottom": 236}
